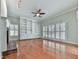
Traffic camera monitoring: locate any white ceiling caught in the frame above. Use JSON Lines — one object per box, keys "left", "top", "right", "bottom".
{"left": 6, "top": 0, "right": 77, "bottom": 20}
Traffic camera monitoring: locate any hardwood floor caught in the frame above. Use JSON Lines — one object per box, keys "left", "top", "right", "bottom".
{"left": 3, "top": 39, "right": 78, "bottom": 59}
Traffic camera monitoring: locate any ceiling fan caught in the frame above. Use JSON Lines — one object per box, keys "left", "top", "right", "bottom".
{"left": 32, "top": 9, "right": 45, "bottom": 17}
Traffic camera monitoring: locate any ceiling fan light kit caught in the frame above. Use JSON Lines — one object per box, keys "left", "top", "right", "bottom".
{"left": 36, "top": 14, "right": 40, "bottom": 17}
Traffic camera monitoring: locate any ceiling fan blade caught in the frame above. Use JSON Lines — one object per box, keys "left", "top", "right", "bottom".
{"left": 39, "top": 15, "right": 42, "bottom": 17}
{"left": 37, "top": 9, "right": 41, "bottom": 13}
{"left": 40, "top": 13, "right": 45, "bottom": 15}
{"left": 32, "top": 12, "right": 37, "bottom": 14}
{"left": 33, "top": 15, "right": 36, "bottom": 17}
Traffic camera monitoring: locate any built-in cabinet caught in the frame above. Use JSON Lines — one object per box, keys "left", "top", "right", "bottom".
{"left": 20, "top": 17, "right": 40, "bottom": 39}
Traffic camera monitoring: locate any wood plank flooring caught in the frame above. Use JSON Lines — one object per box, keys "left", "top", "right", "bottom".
{"left": 3, "top": 39, "right": 78, "bottom": 59}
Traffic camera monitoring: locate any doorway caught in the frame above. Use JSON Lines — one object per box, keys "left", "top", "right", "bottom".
{"left": 6, "top": 19, "right": 19, "bottom": 50}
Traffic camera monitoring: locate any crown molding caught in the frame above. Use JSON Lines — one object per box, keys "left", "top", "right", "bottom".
{"left": 41, "top": 6, "right": 77, "bottom": 21}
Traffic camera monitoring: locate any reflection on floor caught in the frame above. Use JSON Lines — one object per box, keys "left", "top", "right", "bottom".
{"left": 3, "top": 39, "right": 78, "bottom": 59}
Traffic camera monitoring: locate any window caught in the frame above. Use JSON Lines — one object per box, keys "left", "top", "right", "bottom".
{"left": 45, "top": 26, "right": 48, "bottom": 38}
{"left": 43, "top": 26, "right": 46, "bottom": 37}
{"left": 15, "top": 25, "right": 18, "bottom": 36}
{"left": 56, "top": 24, "right": 60, "bottom": 39}
{"left": 42, "top": 22, "right": 66, "bottom": 40}
{"left": 48, "top": 25, "right": 52, "bottom": 38}
{"left": 55, "top": 23, "right": 66, "bottom": 40}
{"left": 52, "top": 25, "right": 55, "bottom": 38}
{"left": 10, "top": 24, "right": 18, "bottom": 36}
{"left": 60, "top": 23, "right": 66, "bottom": 40}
